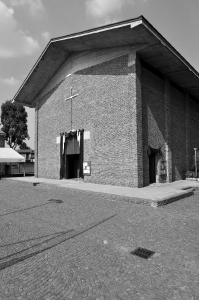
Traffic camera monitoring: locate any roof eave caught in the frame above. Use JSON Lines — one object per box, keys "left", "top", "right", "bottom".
{"left": 141, "top": 16, "right": 199, "bottom": 79}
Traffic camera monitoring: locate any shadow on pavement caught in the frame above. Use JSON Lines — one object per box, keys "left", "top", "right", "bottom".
{"left": 0, "top": 202, "right": 60, "bottom": 217}
{"left": 0, "top": 214, "right": 116, "bottom": 271}
{"left": 0, "top": 230, "right": 73, "bottom": 248}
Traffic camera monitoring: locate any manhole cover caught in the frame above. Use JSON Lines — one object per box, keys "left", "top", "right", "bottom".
{"left": 48, "top": 199, "right": 64, "bottom": 204}
{"left": 130, "top": 247, "right": 155, "bottom": 259}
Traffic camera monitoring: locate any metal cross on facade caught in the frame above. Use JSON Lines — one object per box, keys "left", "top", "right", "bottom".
{"left": 65, "top": 87, "right": 79, "bottom": 130}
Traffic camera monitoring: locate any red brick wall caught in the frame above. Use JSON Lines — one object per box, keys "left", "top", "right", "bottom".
{"left": 36, "top": 54, "right": 141, "bottom": 187}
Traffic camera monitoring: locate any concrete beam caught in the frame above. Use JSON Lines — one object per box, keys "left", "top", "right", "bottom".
{"left": 128, "top": 51, "right": 143, "bottom": 187}
{"left": 185, "top": 93, "right": 190, "bottom": 171}
{"left": 164, "top": 79, "right": 172, "bottom": 182}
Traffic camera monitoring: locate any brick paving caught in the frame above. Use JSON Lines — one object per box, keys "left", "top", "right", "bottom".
{"left": 0, "top": 179, "right": 198, "bottom": 299}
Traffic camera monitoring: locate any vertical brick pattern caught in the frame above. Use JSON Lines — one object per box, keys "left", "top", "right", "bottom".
{"left": 36, "top": 54, "right": 140, "bottom": 187}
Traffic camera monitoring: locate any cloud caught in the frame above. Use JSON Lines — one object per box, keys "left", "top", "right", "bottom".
{"left": 0, "top": 76, "right": 20, "bottom": 86}
{"left": 7, "top": 0, "right": 44, "bottom": 16}
{"left": 86, "top": 0, "right": 134, "bottom": 20}
{"left": 41, "top": 31, "right": 51, "bottom": 43}
{"left": 0, "top": 1, "right": 40, "bottom": 58}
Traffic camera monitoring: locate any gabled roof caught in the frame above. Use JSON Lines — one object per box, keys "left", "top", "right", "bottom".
{"left": 13, "top": 15, "right": 199, "bottom": 107}
{"left": 0, "top": 148, "right": 25, "bottom": 163}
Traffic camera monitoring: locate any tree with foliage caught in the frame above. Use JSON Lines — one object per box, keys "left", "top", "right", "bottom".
{"left": 19, "top": 141, "right": 30, "bottom": 150}
{"left": 1, "top": 101, "right": 29, "bottom": 149}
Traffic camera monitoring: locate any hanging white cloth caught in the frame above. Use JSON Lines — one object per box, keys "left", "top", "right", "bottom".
{"left": 62, "top": 134, "right": 65, "bottom": 153}
{"left": 77, "top": 130, "right": 80, "bottom": 145}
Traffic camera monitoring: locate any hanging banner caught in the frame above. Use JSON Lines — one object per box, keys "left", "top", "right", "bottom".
{"left": 77, "top": 131, "right": 80, "bottom": 145}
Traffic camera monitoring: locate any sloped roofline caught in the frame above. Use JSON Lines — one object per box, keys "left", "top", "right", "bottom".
{"left": 13, "top": 16, "right": 143, "bottom": 103}
{"left": 13, "top": 15, "right": 199, "bottom": 105}
{"left": 50, "top": 15, "right": 199, "bottom": 78}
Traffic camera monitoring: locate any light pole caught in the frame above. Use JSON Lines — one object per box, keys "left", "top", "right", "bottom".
{"left": 194, "top": 148, "right": 198, "bottom": 178}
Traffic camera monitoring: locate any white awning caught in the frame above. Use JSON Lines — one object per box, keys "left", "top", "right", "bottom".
{"left": 0, "top": 148, "right": 25, "bottom": 163}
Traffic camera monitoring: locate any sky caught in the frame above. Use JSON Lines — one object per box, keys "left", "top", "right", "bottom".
{"left": 0, "top": 0, "right": 199, "bottom": 149}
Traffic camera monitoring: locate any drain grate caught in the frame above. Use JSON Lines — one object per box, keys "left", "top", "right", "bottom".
{"left": 130, "top": 247, "right": 155, "bottom": 259}
{"left": 48, "top": 199, "right": 64, "bottom": 204}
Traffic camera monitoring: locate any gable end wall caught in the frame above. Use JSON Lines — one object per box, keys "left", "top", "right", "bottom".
{"left": 35, "top": 51, "right": 142, "bottom": 187}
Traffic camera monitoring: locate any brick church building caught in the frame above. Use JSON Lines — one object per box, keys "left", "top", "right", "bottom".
{"left": 14, "top": 16, "right": 199, "bottom": 187}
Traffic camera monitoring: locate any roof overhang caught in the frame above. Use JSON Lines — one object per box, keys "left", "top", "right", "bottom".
{"left": 0, "top": 148, "right": 25, "bottom": 163}
{"left": 13, "top": 15, "right": 199, "bottom": 107}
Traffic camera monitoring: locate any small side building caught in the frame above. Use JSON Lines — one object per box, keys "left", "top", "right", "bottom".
{"left": 15, "top": 149, "right": 34, "bottom": 176}
{"left": 0, "top": 132, "right": 25, "bottom": 176}
{"left": 0, "top": 130, "right": 30, "bottom": 176}
{"left": 17, "top": 149, "right": 34, "bottom": 163}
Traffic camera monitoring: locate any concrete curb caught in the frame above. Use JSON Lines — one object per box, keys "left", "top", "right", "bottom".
{"left": 116, "top": 188, "right": 195, "bottom": 207}
{"left": 5, "top": 178, "right": 195, "bottom": 207}
{"left": 150, "top": 188, "right": 195, "bottom": 207}
{"left": 32, "top": 182, "right": 195, "bottom": 207}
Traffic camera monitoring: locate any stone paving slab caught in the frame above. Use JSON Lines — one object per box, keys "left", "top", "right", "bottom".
{"left": 7, "top": 176, "right": 198, "bottom": 206}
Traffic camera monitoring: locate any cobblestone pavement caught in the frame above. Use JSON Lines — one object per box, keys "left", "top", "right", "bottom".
{"left": 0, "top": 180, "right": 199, "bottom": 299}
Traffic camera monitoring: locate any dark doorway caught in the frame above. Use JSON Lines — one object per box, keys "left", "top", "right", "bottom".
{"left": 60, "top": 130, "right": 84, "bottom": 180}
{"left": 149, "top": 152, "right": 156, "bottom": 184}
{"left": 66, "top": 154, "right": 80, "bottom": 179}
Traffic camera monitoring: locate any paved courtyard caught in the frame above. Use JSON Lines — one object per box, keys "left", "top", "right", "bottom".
{"left": 0, "top": 179, "right": 199, "bottom": 299}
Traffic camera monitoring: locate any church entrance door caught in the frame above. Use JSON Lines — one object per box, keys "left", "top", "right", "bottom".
{"left": 60, "top": 130, "right": 84, "bottom": 180}
{"left": 66, "top": 154, "right": 80, "bottom": 179}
